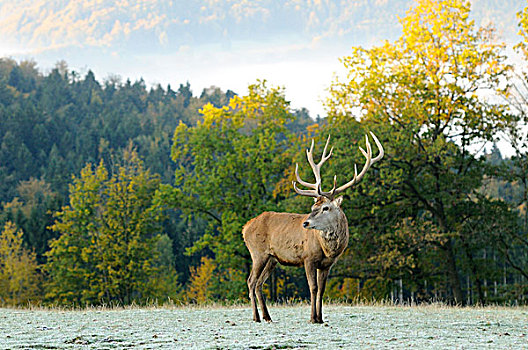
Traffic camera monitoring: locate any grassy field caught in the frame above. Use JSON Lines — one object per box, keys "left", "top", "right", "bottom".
{"left": 1, "top": 304, "right": 527, "bottom": 349}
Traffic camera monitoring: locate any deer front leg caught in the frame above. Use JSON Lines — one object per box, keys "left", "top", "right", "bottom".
{"left": 316, "top": 269, "right": 329, "bottom": 323}
{"left": 304, "top": 260, "right": 320, "bottom": 323}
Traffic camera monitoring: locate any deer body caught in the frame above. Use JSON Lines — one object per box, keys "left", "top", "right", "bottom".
{"left": 244, "top": 209, "right": 349, "bottom": 267}
{"left": 244, "top": 133, "right": 383, "bottom": 324}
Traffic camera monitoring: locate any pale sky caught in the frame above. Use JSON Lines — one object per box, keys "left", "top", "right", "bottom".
{"left": 0, "top": 0, "right": 524, "bottom": 119}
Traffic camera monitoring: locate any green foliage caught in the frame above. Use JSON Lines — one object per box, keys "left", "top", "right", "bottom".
{"left": 45, "top": 150, "right": 176, "bottom": 305}
{"left": 0, "top": 59, "right": 236, "bottom": 204}
{"left": 0, "top": 221, "right": 41, "bottom": 305}
{"left": 1, "top": 178, "right": 60, "bottom": 263}
{"left": 169, "top": 81, "right": 300, "bottom": 298}
{"left": 150, "top": 234, "right": 182, "bottom": 302}
{"left": 0, "top": 60, "right": 313, "bottom": 279}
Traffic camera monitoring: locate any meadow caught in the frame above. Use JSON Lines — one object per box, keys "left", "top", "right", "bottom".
{"left": 1, "top": 304, "right": 527, "bottom": 349}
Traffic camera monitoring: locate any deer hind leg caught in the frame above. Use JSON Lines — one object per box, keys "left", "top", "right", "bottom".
{"left": 304, "top": 260, "right": 322, "bottom": 324}
{"left": 247, "top": 256, "right": 269, "bottom": 322}
{"left": 256, "top": 257, "right": 277, "bottom": 322}
{"left": 316, "top": 268, "right": 330, "bottom": 323}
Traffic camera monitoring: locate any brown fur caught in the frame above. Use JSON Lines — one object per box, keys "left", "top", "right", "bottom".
{"left": 243, "top": 197, "right": 348, "bottom": 323}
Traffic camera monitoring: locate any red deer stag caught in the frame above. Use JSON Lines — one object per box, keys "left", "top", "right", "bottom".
{"left": 243, "top": 132, "right": 383, "bottom": 323}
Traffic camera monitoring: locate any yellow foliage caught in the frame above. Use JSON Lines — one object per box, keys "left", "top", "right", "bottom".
{"left": 0, "top": 222, "right": 41, "bottom": 305}
{"left": 185, "top": 256, "right": 216, "bottom": 303}
{"left": 327, "top": 278, "right": 359, "bottom": 300}
{"left": 516, "top": 3, "right": 528, "bottom": 58}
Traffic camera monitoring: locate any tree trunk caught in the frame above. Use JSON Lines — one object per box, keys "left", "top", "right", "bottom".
{"left": 460, "top": 239, "right": 485, "bottom": 305}
{"left": 398, "top": 278, "right": 403, "bottom": 304}
{"left": 443, "top": 239, "right": 463, "bottom": 304}
{"left": 466, "top": 275, "right": 471, "bottom": 305}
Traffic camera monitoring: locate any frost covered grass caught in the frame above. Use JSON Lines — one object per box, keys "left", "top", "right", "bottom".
{"left": 1, "top": 304, "right": 527, "bottom": 349}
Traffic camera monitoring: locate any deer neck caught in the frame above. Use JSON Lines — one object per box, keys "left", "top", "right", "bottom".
{"left": 316, "top": 214, "right": 349, "bottom": 259}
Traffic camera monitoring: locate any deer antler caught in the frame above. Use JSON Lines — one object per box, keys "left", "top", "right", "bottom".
{"left": 293, "top": 135, "right": 334, "bottom": 198}
{"left": 332, "top": 132, "right": 384, "bottom": 196}
{"left": 292, "top": 132, "right": 384, "bottom": 199}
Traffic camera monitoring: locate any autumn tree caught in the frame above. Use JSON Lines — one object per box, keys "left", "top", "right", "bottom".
{"left": 45, "top": 150, "right": 176, "bottom": 305}
{"left": 169, "top": 81, "right": 299, "bottom": 299}
{"left": 0, "top": 221, "right": 41, "bottom": 305}
{"left": 184, "top": 256, "right": 217, "bottom": 303}
{"left": 326, "top": 0, "right": 513, "bottom": 303}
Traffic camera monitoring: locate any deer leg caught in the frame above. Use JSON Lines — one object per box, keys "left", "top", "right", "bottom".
{"left": 316, "top": 269, "right": 329, "bottom": 323}
{"left": 256, "top": 258, "right": 277, "bottom": 322}
{"left": 304, "top": 260, "right": 320, "bottom": 323}
{"left": 248, "top": 256, "right": 269, "bottom": 322}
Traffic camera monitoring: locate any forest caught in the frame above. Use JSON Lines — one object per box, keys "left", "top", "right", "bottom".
{"left": 1, "top": 0, "right": 528, "bottom": 307}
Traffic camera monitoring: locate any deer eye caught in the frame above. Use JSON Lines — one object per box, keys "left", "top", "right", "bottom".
{"left": 322, "top": 206, "right": 329, "bottom": 212}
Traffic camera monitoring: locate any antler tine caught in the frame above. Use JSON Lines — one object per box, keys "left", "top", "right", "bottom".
{"left": 306, "top": 139, "right": 315, "bottom": 159}
{"left": 293, "top": 135, "right": 336, "bottom": 199}
{"left": 333, "top": 132, "right": 384, "bottom": 195}
{"left": 354, "top": 136, "right": 372, "bottom": 182}
{"left": 305, "top": 138, "right": 321, "bottom": 187}
{"left": 370, "top": 131, "right": 384, "bottom": 162}
{"left": 295, "top": 163, "right": 317, "bottom": 189}
{"left": 305, "top": 136, "right": 333, "bottom": 188}
{"left": 292, "top": 180, "right": 319, "bottom": 197}
{"left": 319, "top": 135, "right": 333, "bottom": 166}
{"left": 317, "top": 174, "right": 337, "bottom": 198}
{"left": 292, "top": 138, "right": 323, "bottom": 198}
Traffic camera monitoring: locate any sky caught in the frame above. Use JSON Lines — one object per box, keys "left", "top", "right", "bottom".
{"left": 0, "top": 0, "right": 525, "bottom": 120}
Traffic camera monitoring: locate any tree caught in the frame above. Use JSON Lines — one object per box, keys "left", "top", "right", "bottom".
{"left": 326, "top": 0, "right": 512, "bottom": 303}
{"left": 45, "top": 150, "right": 173, "bottom": 305}
{"left": 0, "top": 221, "right": 41, "bottom": 305}
{"left": 169, "top": 81, "right": 299, "bottom": 299}
{"left": 1, "top": 178, "right": 59, "bottom": 263}
{"left": 184, "top": 256, "right": 217, "bottom": 303}
{"left": 150, "top": 234, "right": 182, "bottom": 303}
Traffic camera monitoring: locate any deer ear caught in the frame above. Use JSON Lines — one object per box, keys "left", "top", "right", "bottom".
{"left": 333, "top": 196, "right": 344, "bottom": 207}
{"left": 314, "top": 197, "right": 318, "bottom": 203}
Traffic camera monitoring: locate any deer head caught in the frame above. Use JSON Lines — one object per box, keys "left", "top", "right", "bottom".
{"left": 302, "top": 196, "right": 343, "bottom": 231}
